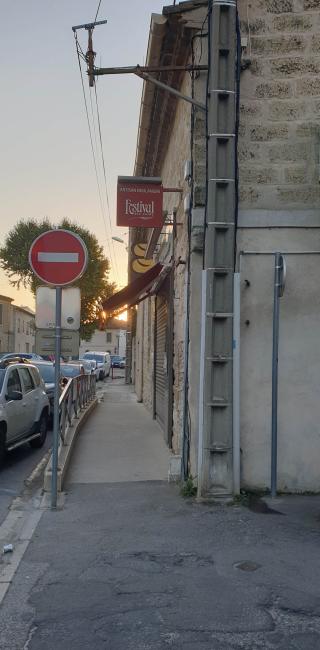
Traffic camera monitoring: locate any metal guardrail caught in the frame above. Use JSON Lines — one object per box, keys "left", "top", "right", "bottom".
{"left": 59, "top": 374, "right": 96, "bottom": 445}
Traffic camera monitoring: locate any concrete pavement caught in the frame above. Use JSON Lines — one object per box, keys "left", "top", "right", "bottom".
{"left": 68, "top": 380, "right": 170, "bottom": 483}
{"left": 1, "top": 380, "right": 320, "bottom": 649}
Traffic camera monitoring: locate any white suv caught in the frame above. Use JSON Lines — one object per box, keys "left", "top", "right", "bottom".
{"left": 82, "top": 352, "right": 111, "bottom": 380}
{"left": 0, "top": 360, "right": 50, "bottom": 466}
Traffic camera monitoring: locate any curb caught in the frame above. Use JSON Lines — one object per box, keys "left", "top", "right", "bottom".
{"left": 44, "top": 397, "right": 98, "bottom": 493}
{"left": 0, "top": 492, "right": 43, "bottom": 606}
{"left": 24, "top": 447, "right": 52, "bottom": 489}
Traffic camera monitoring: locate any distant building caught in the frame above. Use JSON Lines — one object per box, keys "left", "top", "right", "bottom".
{"left": 79, "top": 319, "right": 127, "bottom": 358}
{"left": 0, "top": 295, "right": 35, "bottom": 353}
{"left": 13, "top": 305, "right": 36, "bottom": 354}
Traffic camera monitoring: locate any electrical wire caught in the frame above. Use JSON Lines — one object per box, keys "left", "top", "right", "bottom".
{"left": 93, "top": 83, "right": 120, "bottom": 279}
{"left": 94, "top": 0, "right": 103, "bottom": 23}
{"left": 74, "top": 34, "right": 116, "bottom": 276}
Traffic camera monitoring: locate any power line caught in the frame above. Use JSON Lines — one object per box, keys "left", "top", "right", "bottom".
{"left": 93, "top": 82, "right": 120, "bottom": 279}
{"left": 74, "top": 34, "right": 117, "bottom": 278}
{"left": 88, "top": 86, "right": 120, "bottom": 278}
{"left": 94, "top": 0, "right": 103, "bottom": 23}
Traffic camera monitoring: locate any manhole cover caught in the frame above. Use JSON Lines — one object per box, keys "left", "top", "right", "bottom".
{"left": 234, "top": 560, "right": 261, "bottom": 572}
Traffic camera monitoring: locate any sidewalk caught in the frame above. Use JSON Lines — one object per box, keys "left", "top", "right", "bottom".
{"left": 1, "top": 381, "right": 320, "bottom": 649}
{"left": 67, "top": 380, "right": 170, "bottom": 484}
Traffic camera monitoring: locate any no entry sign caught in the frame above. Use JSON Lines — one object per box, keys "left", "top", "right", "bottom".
{"left": 29, "top": 229, "right": 88, "bottom": 286}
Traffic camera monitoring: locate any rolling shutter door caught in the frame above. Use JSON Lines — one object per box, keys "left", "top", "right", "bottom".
{"left": 155, "top": 296, "right": 168, "bottom": 430}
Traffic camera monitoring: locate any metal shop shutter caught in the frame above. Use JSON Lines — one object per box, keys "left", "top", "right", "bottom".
{"left": 154, "top": 295, "right": 168, "bottom": 431}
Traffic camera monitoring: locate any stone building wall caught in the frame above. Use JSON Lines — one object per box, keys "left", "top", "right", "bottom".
{"left": 135, "top": 19, "right": 208, "bottom": 465}
{"left": 238, "top": 0, "right": 320, "bottom": 210}
{"left": 237, "top": 0, "right": 320, "bottom": 491}
{"left": 155, "top": 71, "right": 191, "bottom": 454}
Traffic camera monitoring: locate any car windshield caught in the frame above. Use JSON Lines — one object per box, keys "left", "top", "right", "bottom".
{"left": 5, "top": 353, "right": 35, "bottom": 359}
{"left": 82, "top": 359, "right": 96, "bottom": 368}
{"left": 61, "top": 365, "right": 82, "bottom": 377}
{"left": 83, "top": 354, "right": 104, "bottom": 362}
{"left": 0, "top": 369, "right": 6, "bottom": 391}
{"left": 78, "top": 360, "right": 90, "bottom": 369}
{"left": 34, "top": 364, "right": 55, "bottom": 383}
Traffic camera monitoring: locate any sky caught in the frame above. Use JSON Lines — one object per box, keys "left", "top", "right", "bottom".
{"left": 0, "top": 0, "right": 167, "bottom": 309}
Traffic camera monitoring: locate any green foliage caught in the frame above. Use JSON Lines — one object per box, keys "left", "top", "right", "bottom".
{"left": 0, "top": 219, "right": 116, "bottom": 340}
{"left": 180, "top": 476, "right": 197, "bottom": 498}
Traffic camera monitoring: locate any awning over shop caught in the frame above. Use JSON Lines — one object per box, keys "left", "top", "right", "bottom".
{"left": 102, "top": 262, "right": 164, "bottom": 314}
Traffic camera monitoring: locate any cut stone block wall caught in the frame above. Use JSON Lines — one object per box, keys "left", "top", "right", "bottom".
{"left": 238, "top": 0, "right": 320, "bottom": 210}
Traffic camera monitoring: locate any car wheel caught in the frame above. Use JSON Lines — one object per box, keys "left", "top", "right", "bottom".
{"left": 0, "top": 429, "right": 6, "bottom": 467}
{"left": 99, "top": 371, "right": 104, "bottom": 381}
{"left": 30, "top": 412, "right": 47, "bottom": 449}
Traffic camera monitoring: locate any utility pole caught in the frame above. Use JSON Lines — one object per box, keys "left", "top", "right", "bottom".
{"left": 86, "top": 29, "right": 96, "bottom": 87}
{"left": 72, "top": 19, "right": 108, "bottom": 87}
{"left": 198, "top": 0, "right": 237, "bottom": 499}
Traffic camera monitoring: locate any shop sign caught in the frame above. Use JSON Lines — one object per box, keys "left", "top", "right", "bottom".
{"left": 117, "top": 177, "right": 163, "bottom": 228}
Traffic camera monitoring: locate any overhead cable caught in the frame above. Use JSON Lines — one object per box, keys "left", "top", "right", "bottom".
{"left": 74, "top": 34, "right": 116, "bottom": 276}
{"left": 94, "top": 0, "right": 103, "bottom": 24}
{"left": 93, "top": 83, "right": 120, "bottom": 279}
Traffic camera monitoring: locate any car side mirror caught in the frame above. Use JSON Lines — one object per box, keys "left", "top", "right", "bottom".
{"left": 6, "top": 390, "right": 23, "bottom": 401}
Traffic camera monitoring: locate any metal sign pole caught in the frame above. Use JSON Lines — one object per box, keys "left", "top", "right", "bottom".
{"left": 51, "top": 286, "right": 62, "bottom": 509}
{"left": 271, "top": 253, "right": 286, "bottom": 498}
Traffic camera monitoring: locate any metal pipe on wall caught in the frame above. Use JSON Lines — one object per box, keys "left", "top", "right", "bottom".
{"left": 271, "top": 254, "right": 280, "bottom": 498}
{"left": 271, "top": 253, "right": 286, "bottom": 498}
{"left": 233, "top": 273, "right": 241, "bottom": 495}
{"left": 197, "top": 270, "right": 207, "bottom": 497}
{"left": 181, "top": 267, "right": 190, "bottom": 480}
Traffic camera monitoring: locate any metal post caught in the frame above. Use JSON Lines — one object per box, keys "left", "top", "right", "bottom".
{"left": 271, "top": 253, "right": 281, "bottom": 498}
{"left": 197, "top": 270, "right": 207, "bottom": 497}
{"left": 51, "top": 286, "right": 62, "bottom": 509}
{"left": 233, "top": 273, "right": 241, "bottom": 495}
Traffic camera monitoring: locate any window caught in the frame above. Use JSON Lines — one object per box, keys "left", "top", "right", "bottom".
{"left": 29, "top": 367, "right": 40, "bottom": 387}
{"left": 17, "top": 318, "right": 20, "bottom": 333}
{"left": 0, "top": 304, "right": 3, "bottom": 326}
{"left": 19, "top": 367, "right": 34, "bottom": 393}
{"left": 7, "top": 369, "right": 22, "bottom": 394}
{"left": 22, "top": 321, "right": 25, "bottom": 333}
{"left": 106, "top": 332, "right": 112, "bottom": 343}
{"left": 26, "top": 342, "right": 30, "bottom": 353}
{"left": 26, "top": 323, "right": 29, "bottom": 335}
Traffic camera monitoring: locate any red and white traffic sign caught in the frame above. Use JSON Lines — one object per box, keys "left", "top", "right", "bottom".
{"left": 29, "top": 229, "right": 88, "bottom": 286}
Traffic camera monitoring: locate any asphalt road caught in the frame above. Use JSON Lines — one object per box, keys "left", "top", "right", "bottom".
{"left": 0, "top": 428, "right": 52, "bottom": 526}
{"left": 1, "top": 380, "right": 320, "bottom": 648}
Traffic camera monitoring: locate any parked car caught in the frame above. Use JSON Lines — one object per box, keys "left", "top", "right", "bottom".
{"left": 60, "top": 363, "right": 85, "bottom": 380}
{"left": 69, "top": 359, "right": 93, "bottom": 376}
{"left": 0, "top": 359, "right": 49, "bottom": 465}
{"left": 1, "top": 352, "right": 43, "bottom": 361}
{"left": 41, "top": 355, "right": 65, "bottom": 363}
{"left": 31, "top": 361, "right": 58, "bottom": 417}
{"left": 79, "top": 358, "right": 99, "bottom": 381}
{"left": 82, "top": 352, "right": 111, "bottom": 380}
{"left": 110, "top": 355, "right": 125, "bottom": 369}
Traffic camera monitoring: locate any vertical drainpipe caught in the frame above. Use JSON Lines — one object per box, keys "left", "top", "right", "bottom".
{"left": 233, "top": 273, "right": 241, "bottom": 495}
{"left": 181, "top": 262, "right": 191, "bottom": 479}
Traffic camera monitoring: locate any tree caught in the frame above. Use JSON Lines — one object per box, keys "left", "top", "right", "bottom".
{"left": 0, "top": 219, "right": 116, "bottom": 340}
